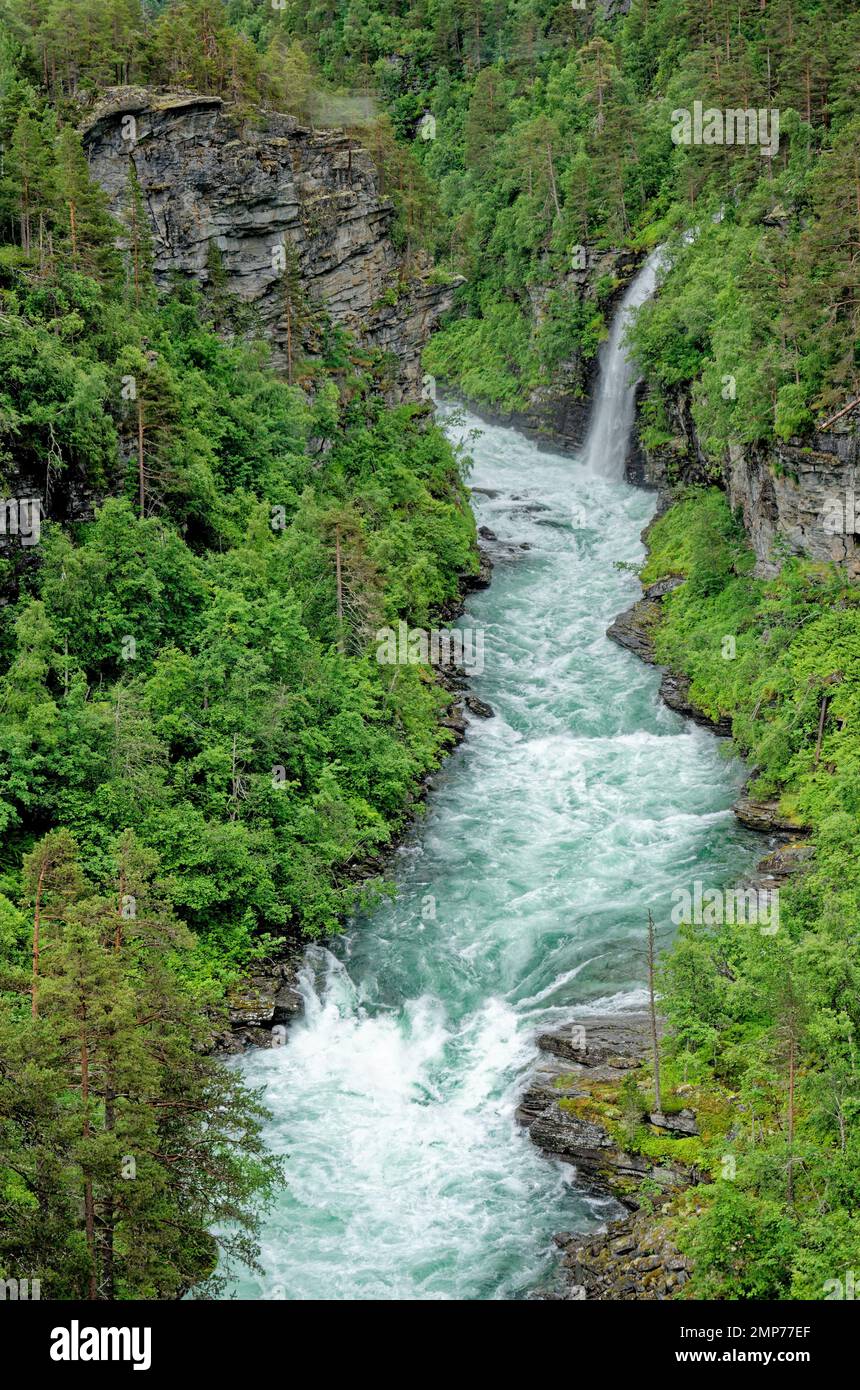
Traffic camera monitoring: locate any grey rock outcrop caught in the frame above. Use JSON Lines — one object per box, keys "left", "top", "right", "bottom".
{"left": 82, "top": 88, "right": 461, "bottom": 399}
{"left": 216, "top": 949, "right": 305, "bottom": 1053}
{"left": 521, "top": 1014, "right": 696, "bottom": 1299}
{"left": 649, "top": 1109, "right": 699, "bottom": 1136}
{"left": 605, "top": 596, "right": 661, "bottom": 663}
{"left": 659, "top": 669, "right": 732, "bottom": 735}
{"left": 733, "top": 792, "right": 811, "bottom": 836}
{"left": 607, "top": 575, "right": 733, "bottom": 733}
{"left": 552, "top": 1212, "right": 693, "bottom": 1300}
{"left": 727, "top": 423, "right": 860, "bottom": 578}
{"left": 522, "top": 1017, "right": 694, "bottom": 1204}
{"left": 631, "top": 383, "right": 860, "bottom": 577}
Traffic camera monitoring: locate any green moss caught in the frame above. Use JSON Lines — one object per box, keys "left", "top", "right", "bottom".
{"left": 634, "top": 1132, "right": 704, "bottom": 1166}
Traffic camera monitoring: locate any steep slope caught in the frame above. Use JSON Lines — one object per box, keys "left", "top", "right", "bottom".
{"left": 82, "top": 88, "right": 459, "bottom": 399}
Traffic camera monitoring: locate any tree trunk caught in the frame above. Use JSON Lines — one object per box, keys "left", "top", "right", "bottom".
{"left": 546, "top": 145, "right": 561, "bottom": 216}
{"left": 80, "top": 1019, "right": 97, "bottom": 1299}
{"left": 787, "top": 1032, "right": 796, "bottom": 1203}
{"left": 814, "top": 694, "right": 828, "bottom": 766}
{"left": 647, "top": 910, "right": 662, "bottom": 1113}
{"left": 137, "top": 396, "right": 145, "bottom": 518}
{"left": 131, "top": 193, "right": 140, "bottom": 306}
{"left": 31, "top": 863, "right": 46, "bottom": 1018}
{"left": 116, "top": 867, "right": 125, "bottom": 953}
{"left": 335, "top": 528, "right": 344, "bottom": 653}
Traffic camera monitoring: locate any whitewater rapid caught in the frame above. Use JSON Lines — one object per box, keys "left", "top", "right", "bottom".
{"left": 222, "top": 382, "right": 757, "bottom": 1298}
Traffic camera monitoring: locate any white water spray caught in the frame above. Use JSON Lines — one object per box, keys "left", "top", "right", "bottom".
{"left": 582, "top": 249, "right": 666, "bottom": 479}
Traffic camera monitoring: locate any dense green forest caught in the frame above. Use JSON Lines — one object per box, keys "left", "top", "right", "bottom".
{"left": 267, "top": 0, "right": 859, "bottom": 444}
{"left": 1, "top": 0, "right": 858, "bottom": 1301}
{"left": 631, "top": 491, "right": 860, "bottom": 1299}
{"left": 0, "top": 0, "right": 477, "bottom": 1296}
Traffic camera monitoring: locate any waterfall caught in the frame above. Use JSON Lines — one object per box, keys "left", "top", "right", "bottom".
{"left": 582, "top": 248, "right": 665, "bottom": 479}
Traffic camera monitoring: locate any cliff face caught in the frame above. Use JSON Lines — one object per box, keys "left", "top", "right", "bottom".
{"left": 631, "top": 389, "right": 860, "bottom": 578}
{"left": 82, "top": 89, "right": 459, "bottom": 399}
{"left": 726, "top": 423, "right": 860, "bottom": 579}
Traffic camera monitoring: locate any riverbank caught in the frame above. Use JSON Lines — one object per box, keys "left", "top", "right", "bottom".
{"left": 519, "top": 527, "right": 813, "bottom": 1298}
{"left": 537, "top": 479, "right": 860, "bottom": 1300}
{"left": 519, "top": 1014, "right": 696, "bottom": 1300}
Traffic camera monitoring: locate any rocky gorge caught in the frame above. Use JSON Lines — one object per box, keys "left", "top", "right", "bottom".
{"left": 174, "top": 198, "right": 834, "bottom": 1292}
{"left": 82, "top": 88, "right": 460, "bottom": 402}
{"left": 2, "top": 0, "right": 856, "bottom": 1313}
{"left": 210, "top": 233, "right": 812, "bottom": 1292}
{"left": 632, "top": 386, "right": 860, "bottom": 580}
{"left": 74, "top": 88, "right": 850, "bottom": 1294}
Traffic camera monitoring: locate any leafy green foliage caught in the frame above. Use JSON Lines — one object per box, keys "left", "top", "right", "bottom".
{"left": 0, "top": 7, "right": 479, "bottom": 1293}
{"left": 648, "top": 489, "right": 860, "bottom": 1297}
{"left": 0, "top": 831, "right": 284, "bottom": 1298}
{"left": 1, "top": 0, "right": 858, "bottom": 1303}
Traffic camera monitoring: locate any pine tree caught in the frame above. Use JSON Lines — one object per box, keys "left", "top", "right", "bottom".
{"left": 116, "top": 346, "right": 181, "bottom": 517}
{"left": 122, "top": 162, "right": 154, "bottom": 308}
{"left": 513, "top": 114, "right": 564, "bottom": 224}
{"left": 464, "top": 67, "right": 508, "bottom": 175}
{"left": 1, "top": 833, "right": 283, "bottom": 1298}
{"left": 647, "top": 910, "right": 662, "bottom": 1114}
{"left": 3, "top": 108, "right": 53, "bottom": 254}
{"left": 774, "top": 971, "right": 807, "bottom": 1205}
{"left": 21, "top": 829, "right": 82, "bottom": 1019}
{"left": 279, "top": 237, "right": 308, "bottom": 385}
{"left": 576, "top": 38, "right": 641, "bottom": 242}
{"left": 260, "top": 35, "right": 315, "bottom": 121}
{"left": 204, "top": 239, "right": 230, "bottom": 330}
{"left": 53, "top": 125, "right": 120, "bottom": 279}
{"left": 325, "top": 507, "right": 383, "bottom": 653}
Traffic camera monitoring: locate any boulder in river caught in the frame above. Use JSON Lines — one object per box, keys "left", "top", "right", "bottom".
{"left": 440, "top": 705, "right": 468, "bottom": 742}
{"left": 465, "top": 695, "right": 494, "bottom": 719}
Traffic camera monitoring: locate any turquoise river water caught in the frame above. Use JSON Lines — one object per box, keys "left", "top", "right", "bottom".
{"left": 224, "top": 260, "right": 758, "bottom": 1300}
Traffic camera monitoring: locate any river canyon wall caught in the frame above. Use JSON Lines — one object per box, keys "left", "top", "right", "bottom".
{"left": 78, "top": 88, "right": 860, "bottom": 586}
{"left": 631, "top": 385, "right": 860, "bottom": 579}
{"left": 81, "top": 88, "right": 459, "bottom": 401}
{"left": 1, "top": 90, "right": 460, "bottom": 542}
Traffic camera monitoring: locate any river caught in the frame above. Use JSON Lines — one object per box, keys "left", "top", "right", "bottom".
{"left": 223, "top": 257, "right": 757, "bottom": 1300}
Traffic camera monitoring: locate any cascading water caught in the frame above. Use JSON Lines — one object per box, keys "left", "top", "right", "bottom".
{"left": 222, "top": 258, "right": 757, "bottom": 1301}
{"left": 582, "top": 248, "right": 666, "bottom": 479}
